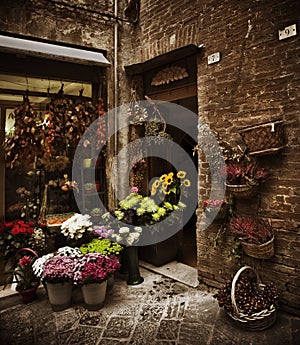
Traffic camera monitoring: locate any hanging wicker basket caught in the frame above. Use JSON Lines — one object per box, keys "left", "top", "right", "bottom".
{"left": 228, "top": 266, "right": 277, "bottom": 331}
{"left": 238, "top": 120, "right": 284, "bottom": 156}
{"left": 225, "top": 183, "right": 259, "bottom": 198}
{"left": 241, "top": 237, "right": 274, "bottom": 259}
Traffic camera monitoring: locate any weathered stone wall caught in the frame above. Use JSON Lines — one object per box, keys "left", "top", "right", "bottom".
{"left": 0, "top": 0, "right": 139, "bottom": 210}
{"left": 137, "top": 0, "right": 300, "bottom": 315}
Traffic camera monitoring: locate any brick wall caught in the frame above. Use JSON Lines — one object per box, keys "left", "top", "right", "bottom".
{"left": 137, "top": 0, "right": 300, "bottom": 315}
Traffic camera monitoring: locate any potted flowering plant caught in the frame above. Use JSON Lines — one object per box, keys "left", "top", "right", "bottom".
{"left": 42, "top": 255, "right": 76, "bottom": 311}
{"left": 79, "top": 238, "right": 123, "bottom": 257}
{"left": 225, "top": 160, "right": 268, "bottom": 198}
{"left": 5, "top": 248, "right": 40, "bottom": 303}
{"left": 73, "top": 253, "right": 121, "bottom": 310}
{"left": 229, "top": 216, "right": 274, "bottom": 259}
{"left": 61, "top": 213, "right": 93, "bottom": 247}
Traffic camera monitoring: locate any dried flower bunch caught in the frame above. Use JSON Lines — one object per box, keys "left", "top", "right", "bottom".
{"left": 2, "top": 95, "right": 42, "bottom": 169}
{"left": 73, "top": 253, "right": 121, "bottom": 285}
{"left": 229, "top": 216, "right": 273, "bottom": 245}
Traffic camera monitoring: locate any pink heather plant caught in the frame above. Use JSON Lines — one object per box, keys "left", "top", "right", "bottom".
{"left": 73, "top": 253, "right": 121, "bottom": 285}
{"left": 229, "top": 216, "right": 273, "bottom": 245}
{"left": 42, "top": 256, "right": 75, "bottom": 283}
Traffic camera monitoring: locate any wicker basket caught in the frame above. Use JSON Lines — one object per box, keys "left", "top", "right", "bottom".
{"left": 241, "top": 237, "right": 274, "bottom": 259}
{"left": 238, "top": 120, "right": 284, "bottom": 156}
{"left": 228, "top": 266, "right": 277, "bottom": 331}
{"left": 225, "top": 183, "right": 259, "bottom": 198}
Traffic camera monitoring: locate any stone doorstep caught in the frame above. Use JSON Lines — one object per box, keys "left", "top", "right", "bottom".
{"left": 140, "top": 260, "right": 199, "bottom": 288}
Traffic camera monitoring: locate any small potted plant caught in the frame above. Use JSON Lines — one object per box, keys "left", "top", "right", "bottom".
{"left": 203, "top": 199, "right": 230, "bottom": 221}
{"left": 5, "top": 248, "right": 40, "bottom": 303}
{"left": 84, "top": 182, "right": 94, "bottom": 193}
{"left": 229, "top": 216, "right": 274, "bottom": 259}
{"left": 73, "top": 253, "right": 121, "bottom": 310}
{"left": 225, "top": 160, "right": 268, "bottom": 198}
{"left": 42, "top": 255, "right": 76, "bottom": 311}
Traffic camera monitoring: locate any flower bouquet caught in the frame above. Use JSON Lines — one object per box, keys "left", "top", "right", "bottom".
{"left": 229, "top": 216, "right": 274, "bottom": 259}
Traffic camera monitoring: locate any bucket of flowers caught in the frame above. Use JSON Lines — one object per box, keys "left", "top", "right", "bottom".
{"left": 229, "top": 216, "right": 274, "bottom": 259}
{"left": 73, "top": 253, "right": 121, "bottom": 310}
{"left": 79, "top": 238, "right": 124, "bottom": 290}
{"left": 225, "top": 160, "right": 268, "bottom": 198}
{"left": 42, "top": 255, "right": 76, "bottom": 311}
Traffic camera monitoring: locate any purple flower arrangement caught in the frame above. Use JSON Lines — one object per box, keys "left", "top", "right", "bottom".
{"left": 73, "top": 253, "right": 121, "bottom": 285}
{"left": 92, "top": 225, "right": 115, "bottom": 239}
{"left": 42, "top": 256, "right": 75, "bottom": 283}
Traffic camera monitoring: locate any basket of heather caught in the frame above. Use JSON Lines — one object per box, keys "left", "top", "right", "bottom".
{"left": 229, "top": 216, "right": 274, "bottom": 259}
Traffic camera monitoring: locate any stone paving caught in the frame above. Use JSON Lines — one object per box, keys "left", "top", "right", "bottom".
{"left": 0, "top": 267, "right": 300, "bottom": 345}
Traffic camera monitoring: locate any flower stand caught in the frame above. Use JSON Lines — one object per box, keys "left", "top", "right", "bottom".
{"left": 81, "top": 281, "right": 107, "bottom": 310}
{"left": 124, "top": 246, "right": 144, "bottom": 285}
{"left": 45, "top": 281, "right": 73, "bottom": 311}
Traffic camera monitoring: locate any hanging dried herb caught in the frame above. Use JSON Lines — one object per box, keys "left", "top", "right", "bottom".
{"left": 3, "top": 95, "right": 42, "bottom": 169}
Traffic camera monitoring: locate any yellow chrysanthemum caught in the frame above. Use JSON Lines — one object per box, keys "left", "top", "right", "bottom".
{"left": 183, "top": 179, "right": 191, "bottom": 187}
{"left": 177, "top": 171, "right": 186, "bottom": 179}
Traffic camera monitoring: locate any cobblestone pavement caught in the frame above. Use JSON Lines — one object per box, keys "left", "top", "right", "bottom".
{"left": 0, "top": 267, "right": 300, "bottom": 345}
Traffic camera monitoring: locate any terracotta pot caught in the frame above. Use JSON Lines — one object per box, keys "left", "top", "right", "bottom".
{"left": 81, "top": 281, "right": 107, "bottom": 310}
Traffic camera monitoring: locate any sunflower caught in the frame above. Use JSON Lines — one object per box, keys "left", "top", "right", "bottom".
{"left": 162, "top": 182, "right": 171, "bottom": 194}
{"left": 165, "top": 172, "right": 174, "bottom": 185}
{"left": 159, "top": 174, "right": 167, "bottom": 182}
{"left": 183, "top": 179, "right": 191, "bottom": 187}
{"left": 152, "top": 179, "right": 160, "bottom": 188}
{"left": 151, "top": 187, "right": 157, "bottom": 196}
{"left": 177, "top": 171, "right": 186, "bottom": 179}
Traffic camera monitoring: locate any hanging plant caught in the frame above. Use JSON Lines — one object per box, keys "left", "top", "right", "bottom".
{"left": 3, "top": 95, "right": 42, "bottom": 169}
